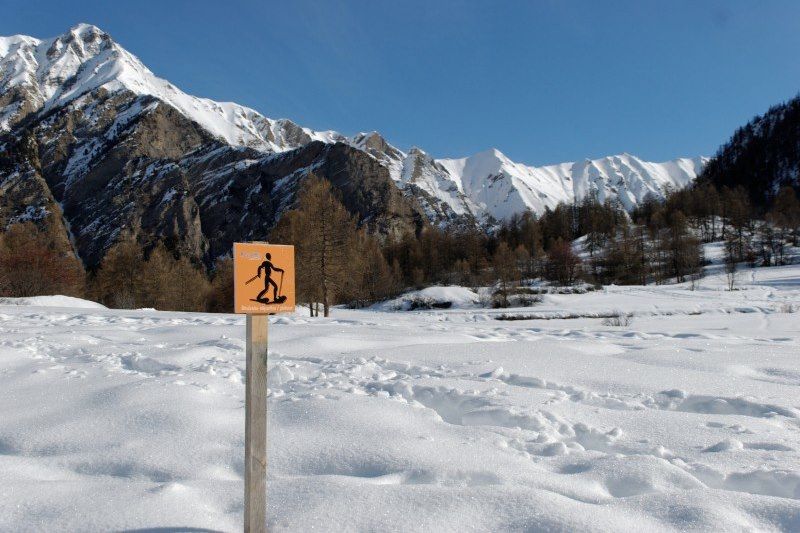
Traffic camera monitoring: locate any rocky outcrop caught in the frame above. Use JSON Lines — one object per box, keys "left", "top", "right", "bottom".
{"left": 0, "top": 132, "right": 73, "bottom": 255}
{"left": 184, "top": 141, "right": 427, "bottom": 263}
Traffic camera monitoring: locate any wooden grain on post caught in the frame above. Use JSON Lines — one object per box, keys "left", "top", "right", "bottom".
{"left": 245, "top": 314, "right": 269, "bottom": 533}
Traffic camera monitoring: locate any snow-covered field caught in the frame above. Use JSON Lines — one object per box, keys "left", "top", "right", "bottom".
{"left": 1, "top": 264, "right": 799, "bottom": 532}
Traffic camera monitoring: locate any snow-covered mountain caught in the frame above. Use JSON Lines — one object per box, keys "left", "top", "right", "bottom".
{"left": 348, "top": 137, "right": 707, "bottom": 223}
{"left": 0, "top": 23, "right": 344, "bottom": 151}
{"left": 0, "top": 23, "right": 707, "bottom": 266}
{"left": 437, "top": 150, "right": 707, "bottom": 221}
{"left": 330, "top": 132, "right": 707, "bottom": 223}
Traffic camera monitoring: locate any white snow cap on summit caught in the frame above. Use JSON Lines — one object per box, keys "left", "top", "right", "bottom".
{"left": 0, "top": 23, "right": 342, "bottom": 151}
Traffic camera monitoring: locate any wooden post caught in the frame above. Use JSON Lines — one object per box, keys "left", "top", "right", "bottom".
{"left": 234, "top": 241, "right": 294, "bottom": 531}
{"left": 245, "top": 314, "right": 268, "bottom": 533}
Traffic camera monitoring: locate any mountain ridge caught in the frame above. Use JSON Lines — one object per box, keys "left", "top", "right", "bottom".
{"left": 0, "top": 23, "right": 705, "bottom": 221}
{"left": 0, "top": 23, "right": 706, "bottom": 267}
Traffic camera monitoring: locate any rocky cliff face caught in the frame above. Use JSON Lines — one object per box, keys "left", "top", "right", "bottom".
{"left": 0, "top": 23, "right": 704, "bottom": 269}
{"left": 12, "top": 90, "right": 215, "bottom": 267}
{"left": 0, "top": 131, "right": 73, "bottom": 255}
{"left": 184, "top": 140, "right": 427, "bottom": 264}
{"left": 3, "top": 89, "right": 427, "bottom": 267}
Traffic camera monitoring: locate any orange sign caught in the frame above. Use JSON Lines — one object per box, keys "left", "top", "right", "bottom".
{"left": 233, "top": 242, "right": 295, "bottom": 314}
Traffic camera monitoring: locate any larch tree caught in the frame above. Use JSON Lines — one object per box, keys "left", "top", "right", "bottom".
{"left": 491, "top": 241, "right": 519, "bottom": 305}
{"left": 272, "top": 175, "right": 358, "bottom": 317}
{"left": 92, "top": 237, "right": 144, "bottom": 308}
{"left": 207, "top": 256, "right": 234, "bottom": 313}
{"left": 724, "top": 236, "right": 739, "bottom": 291}
{"left": 771, "top": 186, "right": 800, "bottom": 246}
{"left": 545, "top": 239, "right": 582, "bottom": 286}
{"left": 352, "top": 230, "right": 398, "bottom": 306}
{"left": 0, "top": 222, "right": 84, "bottom": 298}
{"left": 139, "top": 243, "right": 210, "bottom": 312}
{"left": 271, "top": 209, "right": 320, "bottom": 315}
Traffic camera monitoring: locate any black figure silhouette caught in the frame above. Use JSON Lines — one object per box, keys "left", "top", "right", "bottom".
{"left": 254, "top": 253, "right": 285, "bottom": 304}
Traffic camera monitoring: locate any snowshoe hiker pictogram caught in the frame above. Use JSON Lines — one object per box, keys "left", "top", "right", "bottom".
{"left": 245, "top": 252, "right": 287, "bottom": 304}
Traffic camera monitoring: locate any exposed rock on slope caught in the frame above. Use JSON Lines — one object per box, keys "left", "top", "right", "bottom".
{"left": 0, "top": 131, "right": 73, "bottom": 255}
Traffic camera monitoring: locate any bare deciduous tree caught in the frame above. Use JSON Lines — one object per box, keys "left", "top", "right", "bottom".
{"left": 92, "top": 238, "right": 145, "bottom": 308}
{"left": 272, "top": 175, "right": 360, "bottom": 317}
{"left": 0, "top": 223, "right": 84, "bottom": 298}
{"left": 724, "top": 237, "right": 738, "bottom": 291}
{"left": 545, "top": 239, "right": 582, "bottom": 286}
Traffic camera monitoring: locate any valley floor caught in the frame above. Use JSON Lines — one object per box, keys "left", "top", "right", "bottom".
{"left": 1, "top": 265, "right": 799, "bottom": 531}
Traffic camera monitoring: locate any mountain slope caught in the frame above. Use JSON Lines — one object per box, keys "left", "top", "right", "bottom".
{"left": 11, "top": 85, "right": 425, "bottom": 266}
{"left": 699, "top": 94, "right": 800, "bottom": 207}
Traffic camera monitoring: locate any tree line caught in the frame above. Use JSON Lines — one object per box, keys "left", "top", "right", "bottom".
{"left": 1, "top": 176, "right": 798, "bottom": 314}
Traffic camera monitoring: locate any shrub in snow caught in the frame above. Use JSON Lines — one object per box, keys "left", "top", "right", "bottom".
{"left": 778, "top": 303, "right": 797, "bottom": 313}
{"left": 602, "top": 311, "right": 633, "bottom": 327}
{"left": 490, "top": 293, "right": 510, "bottom": 308}
{"left": 510, "top": 286, "right": 543, "bottom": 295}
{"left": 508, "top": 294, "right": 543, "bottom": 307}
{"left": 557, "top": 287, "right": 589, "bottom": 294}
{"left": 406, "top": 297, "right": 452, "bottom": 310}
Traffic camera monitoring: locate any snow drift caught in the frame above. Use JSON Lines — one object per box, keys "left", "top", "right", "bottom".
{"left": 1, "top": 263, "right": 799, "bottom": 530}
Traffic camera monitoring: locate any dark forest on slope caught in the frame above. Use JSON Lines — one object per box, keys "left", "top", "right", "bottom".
{"left": 700, "top": 94, "right": 800, "bottom": 209}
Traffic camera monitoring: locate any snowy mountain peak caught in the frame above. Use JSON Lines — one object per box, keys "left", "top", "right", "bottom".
{"left": 55, "top": 23, "right": 109, "bottom": 53}
{"left": 0, "top": 25, "right": 344, "bottom": 153}
{"left": 68, "top": 22, "right": 105, "bottom": 36}
{"left": 352, "top": 131, "right": 395, "bottom": 153}
{"left": 480, "top": 147, "right": 508, "bottom": 159}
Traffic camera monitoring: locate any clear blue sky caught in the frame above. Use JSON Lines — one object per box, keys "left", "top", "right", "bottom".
{"left": 3, "top": 0, "right": 799, "bottom": 164}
